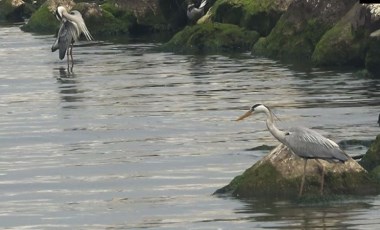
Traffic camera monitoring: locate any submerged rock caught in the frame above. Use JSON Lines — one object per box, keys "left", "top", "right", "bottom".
{"left": 215, "top": 144, "right": 380, "bottom": 199}
{"left": 160, "top": 22, "right": 259, "bottom": 53}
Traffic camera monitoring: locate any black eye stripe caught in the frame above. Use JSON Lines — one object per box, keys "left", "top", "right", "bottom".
{"left": 55, "top": 9, "right": 62, "bottom": 21}
{"left": 251, "top": 104, "right": 262, "bottom": 111}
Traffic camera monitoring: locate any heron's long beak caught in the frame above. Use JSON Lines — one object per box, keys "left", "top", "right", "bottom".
{"left": 236, "top": 111, "right": 252, "bottom": 121}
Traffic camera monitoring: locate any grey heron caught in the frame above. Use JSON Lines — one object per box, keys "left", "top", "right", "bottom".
{"left": 236, "top": 104, "right": 349, "bottom": 196}
{"left": 51, "top": 6, "right": 93, "bottom": 71}
{"left": 187, "top": 0, "right": 207, "bottom": 22}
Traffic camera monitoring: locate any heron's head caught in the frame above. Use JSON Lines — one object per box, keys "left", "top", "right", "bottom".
{"left": 187, "top": 4, "right": 195, "bottom": 11}
{"left": 236, "top": 104, "right": 267, "bottom": 121}
{"left": 56, "top": 6, "right": 66, "bottom": 21}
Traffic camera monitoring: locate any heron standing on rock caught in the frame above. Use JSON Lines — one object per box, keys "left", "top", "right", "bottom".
{"left": 236, "top": 104, "right": 349, "bottom": 196}
{"left": 51, "top": 6, "right": 93, "bottom": 72}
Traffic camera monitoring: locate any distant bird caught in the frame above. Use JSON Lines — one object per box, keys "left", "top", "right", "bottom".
{"left": 187, "top": 0, "right": 207, "bottom": 22}
{"left": 236, "top": 104, "right": 349, "bottom": 196}
{"left": 51, "top": 6, "right": 93, "bottom": 71}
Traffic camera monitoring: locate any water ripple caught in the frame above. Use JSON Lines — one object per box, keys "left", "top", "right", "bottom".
{"left": 0, "top": 25, "right": 380, "bottom": 229}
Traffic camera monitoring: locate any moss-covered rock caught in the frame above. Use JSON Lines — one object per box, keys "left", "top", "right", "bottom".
{"left": 21, "top": 1, "right": 61, "bottom": 33}
{"left": 252, "top": 0, "right": 357, "bottom": 61}
{"left": 215, "top": 144, "right": 380, "bottom": 199}
{"left": 21, "top": 0, "right": 135, "bottom": 37}
{"left": 100, "top": 0, "right": 187, "bottom": 34}
{"left": 160, "top": 22, "right": 259, "bottom": 53}
{"left": 365, "top": 39, "right": 380, "bottom": 77}
{"left": 311, "top": 3, "right": 370, "bottom": 67}
{"left": 78, "top": 2, "right": 134, "bottom": 37}
{"left": 0, "top": 0, "right": 32, "bottom": 22}
{"left": 360, "top": 135, "right": 380, "bottom": 172}
{"left": 19, "top": 0, "right": 186, "bottom": 36}
{"left": 212, "top": 0, "right": 292, "bottom": 36}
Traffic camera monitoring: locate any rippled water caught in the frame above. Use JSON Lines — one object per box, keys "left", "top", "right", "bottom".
{"left": 1, "top": 24, "right": 380, "bottom": 229}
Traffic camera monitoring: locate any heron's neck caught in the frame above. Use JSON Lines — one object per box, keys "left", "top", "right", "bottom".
{"left": 263, "top": 108, "right": 286, "bottom": 144}
{"left": 62, "top": 11, "right": 81, "bottom": 35}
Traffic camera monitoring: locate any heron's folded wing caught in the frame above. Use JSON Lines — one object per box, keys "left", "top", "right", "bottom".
{"left": 284, "top": 127, "right": 349, "bottom": 162}
{"left": 58, "top": 21, "right": 76, "bottom": 60}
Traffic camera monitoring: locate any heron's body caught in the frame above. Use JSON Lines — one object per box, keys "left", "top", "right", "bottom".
{"left": 51, "top": 6, "right": 93, "bottom": 71}
{"left": 51, "top": 19, "right": 77, "bottom": 60}
{"left": 237, "top": 104, "right": 349, "bottom": 196}
{"left": 187, "top": 0, "right": 207, "bottom": 22}
{"left": 282, "top": 127, "right": 348, "bottom": 162}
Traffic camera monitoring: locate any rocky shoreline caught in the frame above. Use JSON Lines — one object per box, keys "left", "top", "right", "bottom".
{"left": 2, "top": 0, "right": 380, "bottom": 76}
{"left": 2, "top": 0, "right": 380, "bottom": 199}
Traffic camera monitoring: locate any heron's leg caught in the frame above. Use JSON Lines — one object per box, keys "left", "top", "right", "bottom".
{"left": 67, "top": 49, "right": 70, "bottom": 71}
{"left": 299, "top": 159, "right": 307, "bottom": 197}
{"left": 70, "top": 44, "right": 74, "bottom": 65}
{"left": 70, "top": 44, "right": 74, "bottom": 72}
{"left": 315, "top": 159, "right": 325, "bottom": 195}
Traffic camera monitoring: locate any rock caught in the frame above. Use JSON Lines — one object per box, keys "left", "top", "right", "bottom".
{"left": 21, "top": 0, "right": 71, "bottom": 34}
{"left": 75, "top": 2, "right": 133, "bottom": 36}
{"left": 311, "top": 3, "right": 370, "bottom": 67}
{"left": 160, "top": 22, "right": 259, "bottom": 53}
{"left": 360, "top": 134, "right": 380, "bottom": 172}
{"left": 365, "top": 39, "right": 380, "bottom": 77}
{"left": 0, "top": 0, "right": 34, "bottom": 22}
{"left": 252, "top": 0, "right": 357, "bottom": 61}
{"left": 215, "top": 144, "right": 380, "bottom": 199}
{"left": 101, "top": 0, "right": 187, "bottom": 34}
{"left": 21, "top": 0, "right": 134, "bottom": 36}
{"left": 211, "top": 0, "right": 293, "bottom": 36}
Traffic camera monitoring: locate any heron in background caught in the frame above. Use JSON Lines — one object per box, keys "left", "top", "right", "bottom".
{"left": 187, "top": 0, "right": 207, "bottom": 22}
{"left": 51, "top": 6, "right": 93, "bottom": 72}
{"left": 236, "top": 104, "right": 349, "bottom": 196}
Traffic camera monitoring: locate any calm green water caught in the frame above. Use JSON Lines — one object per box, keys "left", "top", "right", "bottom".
{"left": 0, "top": 24, "right": 380, "bottom": 229}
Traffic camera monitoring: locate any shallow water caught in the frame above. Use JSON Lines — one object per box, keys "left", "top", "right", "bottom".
{"left": 0, "top": 24, "right": 380, "bottom": 229}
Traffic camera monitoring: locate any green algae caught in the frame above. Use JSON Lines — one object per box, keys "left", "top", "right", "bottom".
{"left": 21, "top": 4, "right": 58, "bottom": 34}
{"left": 160, "top": 22, "right": 259, "bottom": 54}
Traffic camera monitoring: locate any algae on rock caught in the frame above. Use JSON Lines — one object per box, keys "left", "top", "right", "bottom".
{"left": 215, "top": 144, "right": 380, "bottom": 199}
{"left": 211, "top": 0, "right": 292, "bottom": 36}
{"left": 252, "top": 0, "right": 357, "bottom": 61}
{"left": 21, "top": 3, "right": 60, "bottom": 33}
{"left": 360, "top": 134, "right": 380, "bottom": 172}
{"left": 0, "top": 0, "right": 31, "bottom": 22}
{"left": 311, "top": 3, "right": 370, "bottom": 67}
{"left": 161, "top": 22, "right": 259, "bottom": 53}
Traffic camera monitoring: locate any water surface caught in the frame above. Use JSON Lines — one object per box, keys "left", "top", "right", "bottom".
{"left": 1, "top": 24, "right": 380, "bottom": 229}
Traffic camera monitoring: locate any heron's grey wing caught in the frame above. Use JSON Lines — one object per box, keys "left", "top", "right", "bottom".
{"left": 51, "top": 22, "right": 65, "bottom": 53}
{"left": 284, "top": 127, "right": 349, "bottom": 162}
{"left": 57, "top": 21, "right": 76, "bottom": 60}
